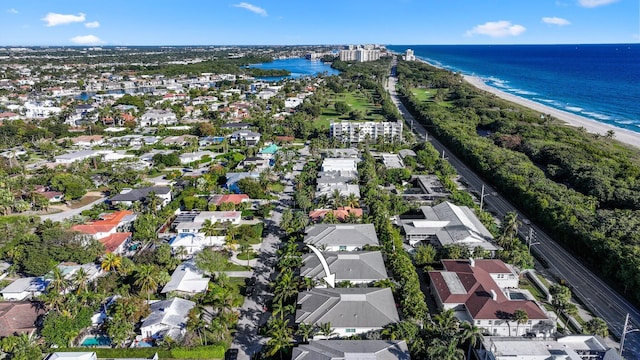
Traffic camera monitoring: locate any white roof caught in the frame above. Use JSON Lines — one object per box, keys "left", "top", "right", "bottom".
{"left": 162, "top": 262, "right": 209, "bottom": 294}
{"left": 47, "top": 352, "right": 97, "bottom": 360}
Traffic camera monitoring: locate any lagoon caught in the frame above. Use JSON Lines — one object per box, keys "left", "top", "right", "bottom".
{"left": 249, "top": 58, "right": 339, "bottom": 81}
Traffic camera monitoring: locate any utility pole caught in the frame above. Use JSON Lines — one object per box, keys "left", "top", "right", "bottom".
{"left": 620, "top": 313, "right": 640, "bottom": 356}
{"left": 480, "top": 184, "right": 486, "bottom": 210}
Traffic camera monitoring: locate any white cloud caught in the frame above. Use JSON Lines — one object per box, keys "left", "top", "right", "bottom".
{"left": 578, "top": 0, "right": 619, "bottom": 7}
{"left": 542, "top": 17, "right": 571, "bottom": 26}
{"left": 42, "top": 12, "right": 86, "bottom": 27}
{"left": 85, "top": 21, "right": 100, "bottom": 28}
{"left": 465, "top": 21, "right": 526, "bottom": 38}
{"left": 7, "top": 8, "right": 18, "bottom": 14}
{"left": 70, "top": 35, "right": 104, "bottom": 45}
{"left": 233, "top": 2, "right": 267, "bottom": 16}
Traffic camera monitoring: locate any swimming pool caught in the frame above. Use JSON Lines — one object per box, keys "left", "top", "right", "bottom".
{"left": 80, "top": 335, "right": 111, "bottom": 347}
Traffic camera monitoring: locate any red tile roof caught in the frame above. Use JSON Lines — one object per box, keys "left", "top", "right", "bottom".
{"left": 429, "top": 259, "right": 548, "bottom": 320}
{"left": 309, "top": 207, "right": 363, "bottom": 222}
{"left": 100, "top": 232, "right": 131, "bottom": 253}
{"left": 0, "top": 301, "right": 45, "bottom": 337}
{"left": 72, "top": 210, "right": 134, "bottom": 235}
{"left": 210, "top": 194, "right": 249, "bottom": 206}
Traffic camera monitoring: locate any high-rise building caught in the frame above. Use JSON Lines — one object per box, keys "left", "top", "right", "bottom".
{"left": 339, "top": 45, "right": 382, "bottom": 62}
{"left": 405, "top": 49, "right": 415, "bottom": 61}
{"left": 330, "top": 121, "right": 403, "bottom": 143}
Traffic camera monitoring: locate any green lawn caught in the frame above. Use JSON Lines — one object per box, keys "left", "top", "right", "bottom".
{"left": 237, "top": 251, "right": 258, "bottom": 260}
{"left": 411, "top": 88, "right": 436, "bottom": 102}
{"left": 224, "top": 262, "right": 250, "bottom": 271}
{"left": 315, "top": 89, "right": 385, "bottom": 130}
{"left": 268, "top": 182, "right": 285, "bottom": 193}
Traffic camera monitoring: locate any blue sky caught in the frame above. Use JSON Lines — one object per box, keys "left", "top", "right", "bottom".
{"left": 0, "top": 0, "right": 637, "bottom": 46}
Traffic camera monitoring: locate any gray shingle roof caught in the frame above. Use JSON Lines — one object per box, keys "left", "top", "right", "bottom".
{"left": 141, "top": 297, "right": 195, "bottom": 330}
{"left": 293, "top": 340, "right": 410, "bottom": 360}
{"left": 295, "top": 288, "right": 398, "bottom": 328}
{"left": 301, "top": 251, "right": 388, "bottom": 283}
{"left": 304, "top": 224, "right": 378, "bottom": 249}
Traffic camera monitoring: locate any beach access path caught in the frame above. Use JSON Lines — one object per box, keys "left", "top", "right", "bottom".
{"left": 463, "top": 75, "right": 640, "bottom": 149}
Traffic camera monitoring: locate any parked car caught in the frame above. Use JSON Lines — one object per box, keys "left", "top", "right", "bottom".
{"left": 225, "top": 349, "right": 239, "bottom": 360}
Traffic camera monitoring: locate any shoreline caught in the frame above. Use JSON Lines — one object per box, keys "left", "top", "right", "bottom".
{"left": 412, "top": 57, "right": 640, "bottom": 150}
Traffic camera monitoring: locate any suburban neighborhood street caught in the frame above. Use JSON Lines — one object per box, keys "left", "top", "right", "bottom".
{"left": 387, "top": 57, "right": 640, "bottom": 359}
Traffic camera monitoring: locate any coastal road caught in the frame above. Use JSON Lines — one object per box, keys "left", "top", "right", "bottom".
{"left": 386, "top": 57, "right": 640, "bottom": 359}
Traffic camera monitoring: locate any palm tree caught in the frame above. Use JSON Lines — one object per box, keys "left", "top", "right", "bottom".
{"left": 238, "top": 241, "right": 252, "bottom": 267}
{"left": 460, "top": 321, "right": 484, "bottom": 360}
{"left": 265, "top": 318, "right": 294, "bottom": 360}
{"left": 273, "top": 269, "right": 299, "bottom": 305}
{"left": 322, "top": 211, "right": 338, "bottom": 224}
{"left": 224, "top": 223, "right": 239, "bottom": 251}
{"left": 316, "top": 322, "right": 337, "bottom": 339}
{"left": 272, "top": 301, "right": 295, "bottom": 320}
{"left": 72, "top": 267, "right": 89, "bottom": 295}
{"left": 48, "top": 267, "right": 68, "bottom": 294}
{"left": 301, "top": 277, "right": 316, "bottom": 291}
{"left": 101, "top": 253, "right": 122, "bottom": 272}
{"left": 499, "top": 212, "right": 520, "bottom": 250}
{"left": 427, "top": 338, "right": 465, "bottom": 360}
{"left": 296, "top": 323, "right": 317, "bottom": 343}
{"left": 512, "top": 309, "right": 529, "bottom": 336}
{"left": 201, "top": 219, "right": 220, "bottom": 237}
{"left": 134, "top": 264, "right": 159, "bottom": 301}
{"left": 331, "top": 189, "right": 344, "bottom": 208}
{"left": 584, "top": 317, "right": 609, "bottom": 337}
{"left": 208, "top": 317, "right": 228, "bottom": 342}
{"left": 345, "top": 193, "right": 359, "bottom": 208}
{"left": 344, "top": 211, "right": 360, "bottom": 224}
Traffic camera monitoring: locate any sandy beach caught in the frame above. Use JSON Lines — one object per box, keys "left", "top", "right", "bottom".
{"left": 463, "top": 75, "right": 640, "bottom": 149}
{"left": 411, "top": 57, "right": 640, "bottom": 149}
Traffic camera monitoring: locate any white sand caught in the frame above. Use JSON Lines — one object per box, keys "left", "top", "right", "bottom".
{"left": 412, "top": 57, "right": 640, "bottom": 149}
{"left": 463, "top": 75, "right": 640, "bottom": 150}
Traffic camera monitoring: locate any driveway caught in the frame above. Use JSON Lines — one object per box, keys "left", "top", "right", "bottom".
{"left": 38, "top": 196, "right": 106, "bottom": 222}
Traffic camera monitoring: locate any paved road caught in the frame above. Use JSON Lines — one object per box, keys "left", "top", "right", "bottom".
{"left": 386, "top": 57, "right": 640, "bottom": 359}
{"left": 231, "top": 178, "right": 294, "bottom": 359}
{"left": 38, "top": 196, "right": 106, "bottom": 222}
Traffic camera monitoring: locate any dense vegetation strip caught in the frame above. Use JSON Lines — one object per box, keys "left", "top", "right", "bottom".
{"left": 396, "top": 59, "right": 640, "bottom": 303}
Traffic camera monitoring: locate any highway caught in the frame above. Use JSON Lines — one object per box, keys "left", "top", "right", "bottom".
{"left": 386, "top": 57, "right": 640, "bottom": 359}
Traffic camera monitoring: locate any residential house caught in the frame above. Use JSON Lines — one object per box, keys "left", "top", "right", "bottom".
{"left": 71, "top": 210, "right": 137, "bottom": 254}
{"left": 172, "top": 211, "right": 242, "bottom": 234}
{"left": 70, "top": 135, "right": 104, "bottom": 148}
{"left": 475, "top": 335, "right": 623, "bottom": 360}
{"left": 224, "top": 172, "right": 260, "bottom": 193}
{"left": 381, "top": 154, "right": 404, "bottom": 169}
{"left": 228, "top": 130, "right": 261, "bottom": 146}
{"left": 161, "top": 261, "right": 209, "bottom": 296}
{"left": 110, "top": 186, "right": 172, "bottom": 208}
{"left": 161, "top": 135, "right": 197, "bottom": 147}
{"left": 54, "top": 263, "right": 103, "bottom": 285}
{"left": 140, "top": 298, "right": 195, "bottom": 341}
{"left": 33, "top": 185, "right": 64, "bottom": 203}
{"left": 322, "top": 148, "right": 359, "bottom": 159}
{"left": 179, "top": 151, "right": 216, "bottom": 165}
{"left": 139, "top": 109, "right": 178, "bottom": 127}
{"left": 220, "top": 122, "right": 250, "bottom": 130}
{"left": 321, "top": 158, "right": 359, "bottom": 173}
{"left": 308, "top": 207, "right": 362, "bottom": 223}
{"left": 295, "top": 288, "right": 399, "bottom": 338}
{"left": 45, "top": 353, "right": 98, "bottom": 360}
{"left": 209, "top": 194, "right": 250, "bottom": 208}
{"left": 0, "top": 277, "right": 49, "bottom": 301}
{"left": 54, "top": 150, "right": 108, "bottom": 164}
{"left": 401, "top": 201, "right": 499, "bottom": 255}
{"left": 237, "top": 157, "right": 270, "bottom": 173}
{"left": 0, "top": 301, "right": 45, "bottom": 337}
{"left": 428, "top": 259, "right": 554, "bottom": 337}
{"left": 257, "top": 144, "right": 278, "bottom": 160}
{"left": 315, "top": 183, "right": 360, "bottom": 200}
{"left": 304, "top": 224, "right": 379, "bottom": 252}
{"left": 301, "top": 251, "right": 388, "bottom": 286}
{"left": 293, "top": 340, "right": 410, "bottom": 360}
{"left": 168, "top": 233, "right": 224, "bottom": 255}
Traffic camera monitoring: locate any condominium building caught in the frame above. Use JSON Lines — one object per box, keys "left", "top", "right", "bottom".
{"left": 405, "top": 49, "right": 416, "bottom": 61}
{"left": 330, "top": 121, "right": 403, "bottom": 143}
{"left": 339, "top": 46, "right": 381, "bottom": 62}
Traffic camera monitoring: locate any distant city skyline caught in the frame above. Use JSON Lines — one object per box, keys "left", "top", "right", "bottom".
{"left": 1, "top": 0, "right": 637, "bottom": 46}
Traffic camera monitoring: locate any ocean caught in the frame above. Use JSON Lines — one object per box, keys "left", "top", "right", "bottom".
{"left": 387, "top": 44, "right": 640, "bottom": 134}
